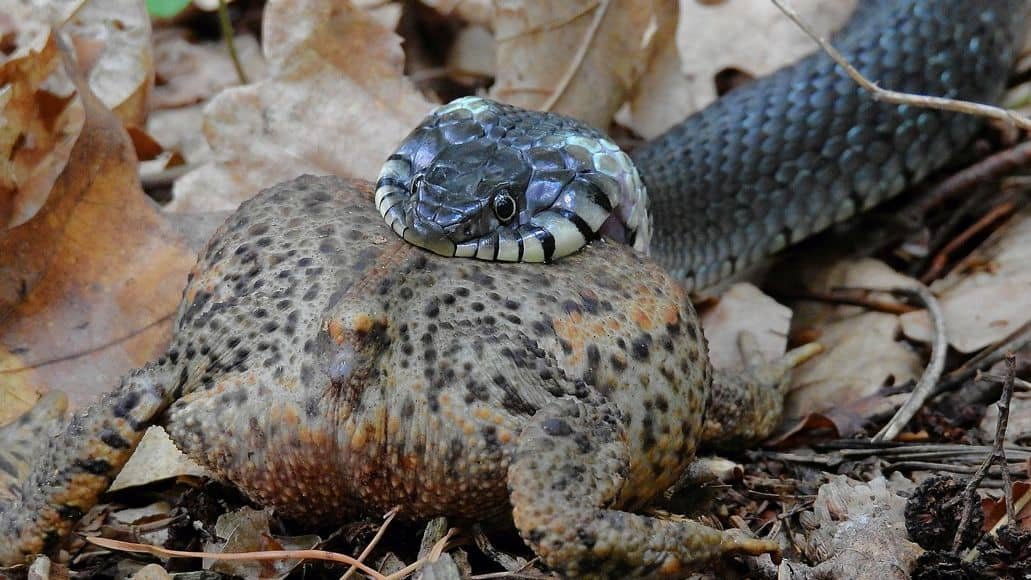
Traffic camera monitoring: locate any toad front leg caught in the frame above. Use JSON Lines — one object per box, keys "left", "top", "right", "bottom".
{"left": 0, "top": 363, "right": 174, "bottom": 565}
{"left": 508, "top": 396, "right": 778, "bottom": 578}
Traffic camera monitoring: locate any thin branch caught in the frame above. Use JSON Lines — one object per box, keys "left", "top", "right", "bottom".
{"left": 540, "top": 0, "right": 610, "bottom": 111}
{"left": 921, "top": 201, "right": 1017, "bottom": 283}
{"left": 85, "top": 537, "right": 387, "bottom": 579}
{"left": 341, "top": 506, "right": 400, "bottom": 580}
{"left": 935, "top": 319, "right": 1031, "bottom": 395}
{"left": 769, "top": 0, "right": 1031, "bottom": 131}
{"left": 823, "top": 286, "right": 946, "bottom": 442}
{"left": 950, "top": 353, "right": 1018, "bottom": 552}
{"left": 217, "top": 0, "right": 248, "bottom": 85}
{"left": 912, "top": 141, "right": 1031, "bottom": 215}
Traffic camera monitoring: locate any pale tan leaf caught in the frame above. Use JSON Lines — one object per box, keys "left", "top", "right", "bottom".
{"left": 625, "top": 0, "right": 855, "bottom": 138}
{"left": 169, "top": 0, "right": 434, "bottom": 212}
{"left": 151, "top": 29, "right": 265, "bottom": 110}
{"left": 110, "top": 427, "right": 210, "bottom": 492}
{"left": 491, "top": 0, "right": 662, "bottom": 129}
{"left": 700, "top": 283, "right": 791, "bottom": 371}
{"left": 901, "top": 209, "right": 1031, "bottom": 353}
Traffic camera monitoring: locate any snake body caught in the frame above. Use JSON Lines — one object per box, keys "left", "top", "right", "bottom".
{"left": 378, "top": 0, "right": 1027, "bottom": 290}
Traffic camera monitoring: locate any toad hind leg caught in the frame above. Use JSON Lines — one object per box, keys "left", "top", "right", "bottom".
{"left": 508, "top": 397, "right": 777, "bottom": 578}
{"left": 0, "top": 361, "right": 173, "bottom": 566}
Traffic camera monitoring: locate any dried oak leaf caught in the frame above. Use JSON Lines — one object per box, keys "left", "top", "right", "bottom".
{"left": 625, "top": 0, "right": 856, "bottom": 138}
{"left": 901, "top": 209, "right": 1031, "bottom": 354}
{"left": 0, "top": 28, "right": 83, "bottom": 229}
{"left": 170, "top": 0, "right": 434, "bottom": 212}
{"left": 491, "top": 0, "right": 664, "bottom": 129}
{"left": 0, "top": 59, "right": 194, "bottom": 413}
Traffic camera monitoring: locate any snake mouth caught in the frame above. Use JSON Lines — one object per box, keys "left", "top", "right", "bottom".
{"left": 399, "top": 211, "right": 458, "bottom": 257}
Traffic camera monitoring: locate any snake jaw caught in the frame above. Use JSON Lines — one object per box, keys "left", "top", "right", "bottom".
{"left": 400, "top": 218, "right": 456, "bottom": 258}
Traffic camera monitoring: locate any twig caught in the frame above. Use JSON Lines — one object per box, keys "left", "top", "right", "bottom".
{"left": 769, "top": 0, "right": 1031, "bottom": 131}
{"left": 540, "top": 0, "right": 610, "bottom": 111}
{"left": 1000, "top": 356, "right": 1017, "bottom": 523}
{"left": 912, "top": 141, "right": 1031, "bottom": 215}
{"left": 781, "top": 289, "right": 917, "bottom": 315}
{"left": 935, "top": 319, "right": 1031, "bottom": 395}
{"left": 384, "top": 528, "right": 458, "bottom": 580}
{"left": 341, "top": 506, "right": 400, "bottom": 580}
{"left": 85, "top": 537, "right": 387, "bottom": 578}
{"left": 950, "top": 353, "right": 1018, "bottom": 552}
{"left": 823, "top": 286, "right": 946, "bottom": 442}
{"left": 921, "top": 201, "right": 1017, "bottom": 283}
{"left": 217, "top": 0, "right": 248, "bottom": 85}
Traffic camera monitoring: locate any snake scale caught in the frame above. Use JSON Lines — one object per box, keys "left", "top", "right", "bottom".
{"left": 377, "top": 0, "right": 1027, "bottom": 290}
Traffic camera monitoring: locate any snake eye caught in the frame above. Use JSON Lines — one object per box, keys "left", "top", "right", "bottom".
{"left": 493, "top": 190, "right": 517, "bottom": 223}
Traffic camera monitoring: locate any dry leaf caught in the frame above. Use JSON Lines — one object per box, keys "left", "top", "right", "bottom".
{"left": 151, "top": 28, "right": 265, "bottom": 110}
{"left": 492, "top": 0, "right": 664, "bottom": 129}
{"left": 901, "top": 209, "right": 1031, "bottom": 353}
{"left": 625, "top": 0, "right": 856, "bottom": 138}
{"left": 786, "top": 311, "right": 921, "bottom": 420}
{"left": 0, "top": 27, "right": 83, "bottom": 229}
{"left": 110, "top": 426, "right": 210, "bottom": 492}
{"left": 422, "top": 0, "right": 494, "bottom": 25}
{"left": 699, "top": 282, "right": 791, "bottom": 371}
{"left": 169, "top": 0, "right": 434, "bottom": 212}
{"left": 207, "top": 507, "right": 320, "bottom": 579}
{"left": 786, "top": 474, "right": 921, "bottom": 578}
{"left": 39, "top": 0, "right": 155, "bottom": 127}
{"left": 0, "top": 52, "right": 195, "bottom": 408}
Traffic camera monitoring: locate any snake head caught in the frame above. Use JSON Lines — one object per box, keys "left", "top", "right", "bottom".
{"left": 376, "top": 96, "right": 651, "bottom": 262}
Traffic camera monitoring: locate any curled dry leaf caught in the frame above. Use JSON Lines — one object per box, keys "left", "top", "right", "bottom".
{"left": 1, "top": 0, "right": 153, "bottom": 228}
{"left": 625, "top": 0, "right": 855, "bottom": 138}
{"left": 787, "top": 475, "right": 921, "bottom": 578}
{"left": 491, "top": 0, "right": 662, "bottom": 129}
{"left": 0, "top": 51, "right": 194, "bottom": 410}
{"left": 0, "top": 24, "right": 83, "bottom": 229}
{"left": 34, "top": 0, "right": 154, "bottom": 127}
{"left": 170, "top": 0, "right": 434, "bottom": 212}
{"left": 901, "top": 209, "right": 1031, "bottom": 354}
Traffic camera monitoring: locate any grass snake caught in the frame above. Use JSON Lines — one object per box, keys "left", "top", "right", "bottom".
{"left": 377, "top": 0, "right": 1027, "bottom": 291}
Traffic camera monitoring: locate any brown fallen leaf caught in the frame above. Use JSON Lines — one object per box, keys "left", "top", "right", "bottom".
{"left": 901, "top": 209, "right": 1031, "bottom": 354}
{"left": 787, "top": 475, "right": 922, "bottom": 578}
{"left": 151, "top": 28, "right": 265, "bottom": 110}
{"left": 208, "top": 508, "right": 321, "bottom": 579}
{"left": 169, "top": 0, "right": 434, "bottom": 212}
{"left": 491, "top": 0, "right": 664, "bottom": 129}
{"left": 624, "top": 0, "right": 855, "bottom": 137}
{"left": 0, "top": 48, "right": 195, "bottom": 410}
{"left": 0, "top": 27, "right": 83, "bottom": 229}
{"left": 43, "top": 0, "right": 154, "bottom": 127}
{"left": 699, "top": 282, "right": 791, "bottom": 371}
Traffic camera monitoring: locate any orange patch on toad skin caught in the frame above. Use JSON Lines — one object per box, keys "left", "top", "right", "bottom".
{"left": 282, "top": 405, "right": 300, "bottom": 427}
{"left": 327, "top": 318, "right": 346, "bottom": 344}
{"left": 631, "top": 306, "right": 654, "bottom": 331}
{"left": 552, "top": 317, "right": 587, "bottom": 365}
{"left": 662, "top": 302, "right": 680, "bottom": 326}
{"left": 352, "top": 313, "right": 374, "bottom": 333}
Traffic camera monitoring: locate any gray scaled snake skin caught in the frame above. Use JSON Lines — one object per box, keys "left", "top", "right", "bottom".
{"left": 377, "top": 0, "right": 1028, "bottom": 290}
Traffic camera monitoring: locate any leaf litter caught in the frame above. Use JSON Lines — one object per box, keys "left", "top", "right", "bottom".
{"left": 1, "top": 0, "right": 1030, "bottom": 576}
